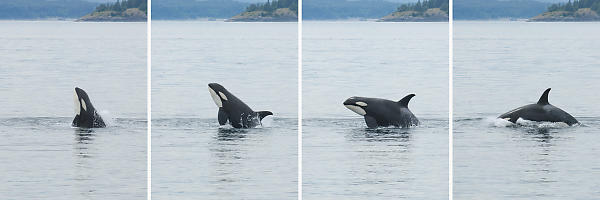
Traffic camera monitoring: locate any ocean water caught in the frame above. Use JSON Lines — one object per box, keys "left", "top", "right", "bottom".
{"left": 454, "top": 21, "right": 600, "bottom": 199}
{"left": 151, "top": 21, "right": 298, "bottom": 199}
{"left": 0, "top": 21, "right": 147, "bottom": 199}
{"left": 303, "top": 22, "right": 449, "bottom": 199}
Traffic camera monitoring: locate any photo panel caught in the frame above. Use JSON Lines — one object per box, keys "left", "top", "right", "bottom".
{"left": 302, "top": 0, "right": 449, "bottom": 199}
{"left": 151, "top": 0, "right": 298, "bottom": 199}
{"left": 0, "top": 0, "right": 148, "bottom": 199}
{"left": 454, "top": 1, "right": 600, "bottom": 198}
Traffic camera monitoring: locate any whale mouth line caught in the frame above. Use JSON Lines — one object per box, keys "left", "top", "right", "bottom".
{"left": 345, "top": 105, "right": 366, "bottom": 116}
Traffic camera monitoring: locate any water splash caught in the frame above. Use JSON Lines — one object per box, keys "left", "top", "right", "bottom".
{"left": 98, "top": 110, "right": 114, "bottom": 126}
{"left": 261, "top": 116, "right": 273, "bottom": 127}
{"left": 490, "top": 117, "right": 515, "bottom": 127}
{"left": 490, "top": 116, "right": 575, "bottom": 129}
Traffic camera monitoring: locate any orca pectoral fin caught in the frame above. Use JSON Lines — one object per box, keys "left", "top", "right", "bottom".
{"left": 364, "top": 116, "right": 378, "bottom": 128}
{"left": 257, "top": 111, "right": 273, "bottom": 121}
{"left": 218, "top": 108, "right": 228, "bottom": 125}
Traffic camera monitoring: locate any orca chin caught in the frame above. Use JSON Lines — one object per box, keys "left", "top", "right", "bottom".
{"left": 344, "top": 105, "right": 366, "bottom": 116}
{"left": 72, "top": 87, "right": 106, "bottom": 128}
{"left": 498, "top": 88, "right": 579, "bottom": 126}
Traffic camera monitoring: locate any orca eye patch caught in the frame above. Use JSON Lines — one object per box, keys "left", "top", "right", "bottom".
{"left": 218, "top": 91, "right": 228, "bottom": 100}
{"left": 81, "top": 99, "right": 87, "bottom": 111}
{"left": 355, "top": 101, "right": 367, "bottom": 106}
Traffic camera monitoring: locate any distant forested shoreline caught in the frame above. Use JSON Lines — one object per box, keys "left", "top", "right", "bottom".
{"left": 244, "top": 0, "right": 298, "bottom": 13}
{"left": 227, "top": 0, "right": 298, "bottom": 21}
{"left": 4, "top": 0, "right": 599, "bottom": 21}
{"left": 79, "top": 0, "right": 147, "bottom": 21}
{"left": 531, "top": 0, "right": 600, "bottom": 21}
{"left": 379, "top": 0, "right": 449, "bottom": 21}
{"left": 93, "top": 0, "right": 147, "bottom": 13}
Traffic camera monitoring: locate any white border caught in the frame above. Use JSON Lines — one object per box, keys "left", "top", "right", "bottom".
{"left": 147, "top": 0, "right": 152, "bottom": 199}
{"left": 448, "top": 0, "right": 454, "bottom": 199}
{"left": 297, "top": 0, "right": 303, "bottom": 198}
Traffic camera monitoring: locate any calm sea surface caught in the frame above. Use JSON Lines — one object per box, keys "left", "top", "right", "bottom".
{"left": 454, "top": 21, "right": 600, "bottom": 199}
{"left": 151, "top": 21, "right": 298, "bottom": 199}
{"left": 0, "top": 21, "right": 147, "bottom": 199}
{"left": 303, "top": 22, "right": 449, "bottom": 199}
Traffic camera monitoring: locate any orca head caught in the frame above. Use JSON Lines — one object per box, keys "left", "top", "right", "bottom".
{"left": 74, "top": 87, "right": 95, "bottom": 116}
{"left": 208, "top": 83, "right": 233, "bottom": 108}
{"left": 343, "top": 96, "right": 369, "bottom": 116}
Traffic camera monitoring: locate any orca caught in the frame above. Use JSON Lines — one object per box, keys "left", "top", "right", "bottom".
{"left": 72, "top": 87, "right": 106, "bottom": 128}
{"left": 208, "top": 83, "right": 273, "bottom": 128}
{"left": 498, "top": 88, "right": 579, "bottom": 126}
{"left": 343, "top": 94, "right": 419, "bottom": 128}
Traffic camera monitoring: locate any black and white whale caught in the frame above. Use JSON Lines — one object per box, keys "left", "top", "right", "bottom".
{"left": 343, "top": 94, "right": 419, "bottom": 128}
{"left": 72, "top": 87, "right": 106, "bottom": 128}
{"left": 498, "top": 88, "right": 579, "bottom": 126}
{"left": 208, "top": 83, "right": 273, "bottom": 128}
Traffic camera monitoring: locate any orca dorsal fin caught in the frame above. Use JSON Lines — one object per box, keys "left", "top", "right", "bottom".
{"left": 537, "top": 88, "right": 551, "bottom": 105}
{"left": 257, "top": 111, "right": 273, "bottom": 121}
{"left": 398, "top": 94, "right": 416, "bottom": 107}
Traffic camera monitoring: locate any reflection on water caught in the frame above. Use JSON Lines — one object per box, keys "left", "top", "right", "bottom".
{"left": 347, "top": 128, "right": 411, "bottom": 143}
{"left": 0, "top": 117, "right": 146, "bottom": 200}
{"left": 303, "top": 118, "right": 448, "bottom": 199}
{"left": 74, "top": 129, "right": 95, "bottom": 160}
{"left": 216, "top": 127, "right": 249, "bottom": 141}
{"left": 152, "top": 118, "right": 297, "bottom": 200}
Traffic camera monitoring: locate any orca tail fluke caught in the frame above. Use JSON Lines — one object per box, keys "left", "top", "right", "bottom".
{"left": 257, "top": 111, "right": 273, "bottom": 121}
{"left": 537, "top": 88, "right": 551, "bottom": 105}
{"left": 398, "top": 94, "right": 416, "bottom": 107}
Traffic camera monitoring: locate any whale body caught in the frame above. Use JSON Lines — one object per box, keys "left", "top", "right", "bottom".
{"left": 208, "top": 83, "right": 272, "bottom": 128}
{"left": 72, "top": 87, "right": 106, "bottom": 128}
{"left": 498, "top": 88, "right": 578, "bottom": 126}
{"left": 343, "top": 94, "right": 419, "bottom": 128}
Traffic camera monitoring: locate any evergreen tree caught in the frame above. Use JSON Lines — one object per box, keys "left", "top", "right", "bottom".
{"left": 243, "top": 0, "right": 299, "bottom": 15}
{"left": 93, "top": 0, "right": 147, "bottom": 14}
{"left": 546, "top": 0, "right": 600, "bottom": 12}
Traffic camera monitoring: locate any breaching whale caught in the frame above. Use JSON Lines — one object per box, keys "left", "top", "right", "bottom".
{"left": 208, "top": 83, "right": 273, "bottom": 128}
{"left": 498, "top": 88, "right": 579, "bottom": 126}
{"left": 72, "top": 87, "right": 106, "bottom": 128}
{"left": 343, "top": 94, "right": 419, "bottom": 128}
